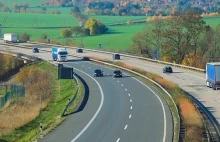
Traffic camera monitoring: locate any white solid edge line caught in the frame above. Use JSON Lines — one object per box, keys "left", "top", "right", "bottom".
{"left": 132, "top": 77, "right": 166, "bottom": 142}
{"left": 124, "top": 125, "right": 128, "bottom": 130}
{"left": 69, "top": 67, "right": 104, "bottom": 142}
{"left": 116, "top": 138, "right": 120, "bottom": 142}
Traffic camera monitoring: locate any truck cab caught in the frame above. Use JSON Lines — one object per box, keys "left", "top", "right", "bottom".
{"left": 52, "top": 47, "right": 68, "bottom": 62}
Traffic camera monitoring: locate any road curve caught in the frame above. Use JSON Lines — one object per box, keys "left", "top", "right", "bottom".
{"left": 28, "top": 43, "right": 220, "bottom": 125}
{"left": 0, "top": 45, "right": 173, "bottom": 142}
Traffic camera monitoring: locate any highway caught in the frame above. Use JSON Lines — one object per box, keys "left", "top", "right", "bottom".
{"left": 0, "top": 44, "right": 173, "bottom": 142}
{"left": 27, "top": 43, "right": 220, "bottom": 125}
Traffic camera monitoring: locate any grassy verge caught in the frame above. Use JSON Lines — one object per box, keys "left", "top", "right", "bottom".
{"left": 0, "top": 61, "right": 81, "bottom": 142}
{"left": 88, "top": 56, "right": 204, "bottom": 142}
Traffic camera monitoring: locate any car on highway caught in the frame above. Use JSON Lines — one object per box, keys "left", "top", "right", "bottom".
{"left": 113, "top": 53, "right": 120, "bottom": 60}
{"left": 76, "top": 48, "right": 83, "bottom": 53}
{"left": 94, "top": 69, "right": 103, "bottom": 77}
{"left": 163, "top": 66, "right": 173, "bottom": 73}
{"left": 113, "top": 70, "right": 122, "bottom": 77}
{"left": 32, "top": 47, "right": 39, "bottom": 53}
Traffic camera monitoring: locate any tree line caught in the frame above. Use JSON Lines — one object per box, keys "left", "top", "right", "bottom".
{"left": 43, "top": 0, "right": 220, "bottom": 16}
{"left": 132, "top": 10, "right": 220, "bottom": 68}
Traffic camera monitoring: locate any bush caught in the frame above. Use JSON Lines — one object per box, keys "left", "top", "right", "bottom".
{"left": 41, "top": 34, "right": 47, "bottom": 40}
{"left": 20, "top": 33, "right": 30, "bottom": 42}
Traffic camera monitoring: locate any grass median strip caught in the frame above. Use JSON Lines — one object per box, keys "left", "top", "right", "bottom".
{"left": 0, "top": 61, "right": 82, "bottom": 142}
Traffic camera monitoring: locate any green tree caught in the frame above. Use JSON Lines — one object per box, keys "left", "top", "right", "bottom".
{"left": 71, "top": 26, "right": 82, "bottom": 37}
{"left": 60, "top": 29, "right": 72, "bottom": 38}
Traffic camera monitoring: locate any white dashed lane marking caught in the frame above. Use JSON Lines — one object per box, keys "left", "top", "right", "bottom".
{"left": 124, "top": 125, "right": 128, "bottom": 130}
{"left": 130, "top": 106, "right": 133, "bottom": 110}
{"left": 116, "top": 138, "right": 120, "bottom": 142}
{"left": 121, "top": 84, "right": 124, "bottom": 87}
{"left": 125, "top": 88, "right": 127, "bottom": 91}
{"left": 117, "top": 81, "right": 119, "bottom": 83}
{"left": 128, "top": 94, "right": 130, "bottom": 96}
{"left": 129, "top": 114, "right": 131, "bottom": 118}
{"left": 130, "top": 99, "right": 132, "bottom": 103}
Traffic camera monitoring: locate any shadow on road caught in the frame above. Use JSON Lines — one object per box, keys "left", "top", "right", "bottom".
{"left": 64, "top": 73, "right": 89, "bottom": 116}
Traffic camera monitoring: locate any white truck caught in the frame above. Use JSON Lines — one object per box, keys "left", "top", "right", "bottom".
{"left": 3, "top": 33, "right": 17, "bottom": 43}
{"left": 52, "top": 47, "right": 68, "bottom": 62}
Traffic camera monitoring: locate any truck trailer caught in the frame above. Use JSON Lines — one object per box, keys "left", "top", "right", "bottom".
{"left": 206, "top": 63, "right": 220, "bottom": 90}
{"left": 3, "top": 33, "right": 17, "bottom": 43}
{"left": 52, "top": 47, "right": 68, "bottom": 62}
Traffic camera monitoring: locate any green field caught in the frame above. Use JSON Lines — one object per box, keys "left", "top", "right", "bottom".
{"left": 1, "top": 11, "right": 220, "bottom": 51}
{"left": 0, "top": 13, "right": 78, "bottom": 27}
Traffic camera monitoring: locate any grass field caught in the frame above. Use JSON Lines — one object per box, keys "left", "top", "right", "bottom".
{"left": 0, "top": 13, "right": 78, "bottom": 27}
{"left": 1, "top": 11, "right": 220, "bottom": 51}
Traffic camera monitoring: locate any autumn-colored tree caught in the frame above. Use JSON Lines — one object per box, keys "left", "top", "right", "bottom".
{"left": 84, "top": 18, "right": 108, "bottom": 35}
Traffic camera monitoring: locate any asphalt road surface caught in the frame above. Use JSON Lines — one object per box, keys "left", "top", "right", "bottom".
{"left": 0, "top": 44, "right": 173, "bottom": 142}
{"left": 27, "top": 43, "right": 220, "bottom": 125}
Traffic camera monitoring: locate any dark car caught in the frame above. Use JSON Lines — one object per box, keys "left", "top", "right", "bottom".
{"left": 32, "top": 47, "right": 39, "bottom": 53}
{"left": 76, "top": 48, "right": 83, "bottom": 53}
{"left": 82, "top": 56, "right": 90, "bottom": 61}
{"left": 113, "top": 53, "right": 120, "bottom": 60}
{"left": 113, "top": 70, "right": 122, "bottom": 77}
{"left": 94, "top": 69, "right": 103, "bottom": 77}
{"left": 163, "top": 66, "right": 173, "bottom": 73}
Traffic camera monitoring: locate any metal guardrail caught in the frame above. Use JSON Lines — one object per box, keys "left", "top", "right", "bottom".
{"left": 27, "top": 41, "right": 206, "bottom": 72}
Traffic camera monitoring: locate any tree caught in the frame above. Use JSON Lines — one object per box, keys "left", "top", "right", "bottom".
{"left": 22, "top": 3, "right": 29, "bottom": 13}
{"left": 21, "top": 33, "right": 30, "bottom": 41}
{"left": 132, "top": 29, "right": 153, "bottom": 58}
{"left": 71, "top": 26, "right": 82, "bottom": 37}
{"left": 42, "top": 7, "right": 47, "bottom": 12}
{"left": 70, "top": 6, "right": 80, "bottom": 15}
{"left": 60, "top": 28, "right": 72, "bottom": 38}
{"left": 84, "top": 18, "right": 108, "bottom": 35}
